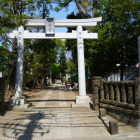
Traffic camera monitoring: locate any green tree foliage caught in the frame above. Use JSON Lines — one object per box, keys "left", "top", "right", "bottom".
{"left": 0, "top": 0, "right": 58, "bottom": 92}
{"left": 55, "top": 39, "right": 67, "bottom": 78}
{"left": 0, "top": 0, "right": 33, "bottom": 34}
{"left": 64, "top": 0, "right": 140, "bottom": 80}
{"left": 23, "top": 38, "right": 67, "bottom": 88}
{"left": 0, "top": 0, "right": 54, "bottom": 35}
{"left": 51, "top": 63, "right": 60, "bottom": 80}
{"left": 65, "top": 58, "right": 77, "bottom": 74}
{"left": 0, "top": 41, "right": 17, "bottom": 95}
{"left": 0, "top": 46, "right": 9, "bottom": 71}
{"left": 89, "top": 0, "right": 140, "bottom": 78}
{"left": 23, "top": 39, "right": 58, "bottom": 88}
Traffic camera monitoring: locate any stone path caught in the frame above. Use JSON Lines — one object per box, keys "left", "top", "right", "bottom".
{"left": 0, "top": 83, "right": 140, "bottom": 140}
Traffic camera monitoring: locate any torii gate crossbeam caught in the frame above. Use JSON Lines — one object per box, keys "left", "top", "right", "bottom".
{"left": 25, "top": 17, "right": 101, "bottom": 27}
{"left": 8, "top": 17, "right": 102, "bottom": 107}
{"left": 8, "top": 31, "right": 98, "bottom": 39}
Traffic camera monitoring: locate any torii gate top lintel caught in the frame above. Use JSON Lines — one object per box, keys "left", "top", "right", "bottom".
{"left": 26, "top": 17, "right": 102, "bottom": 27}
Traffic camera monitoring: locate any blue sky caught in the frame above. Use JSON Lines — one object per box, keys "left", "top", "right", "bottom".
{"left": 50, "top": 2, "right": 76, "bottom": 19}
{"left": 50, "top": 2, "right": 77, "bottom": 33}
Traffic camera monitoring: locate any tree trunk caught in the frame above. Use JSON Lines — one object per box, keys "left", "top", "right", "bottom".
{"left": 92, "top": 0, "right": 98, "bottom": 17}
{"left": 120, "top": 65, "right": 124, "bottom": 81}
{"left": 41, "top": 76, "right": 45, "bottom": 89}
{"left": 8, "top": 61, "right": 16, "bottom": 96}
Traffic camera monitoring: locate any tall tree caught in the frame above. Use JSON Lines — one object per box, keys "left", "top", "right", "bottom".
{"left": 55, "top": 39, "right": 67, "bottom": 79}
{"left": 89, "top": 0, "right": 140, "bottom": 79}
{"left": 64, "top": 0, "right": 140, "bottom": 80}
{"left": 0, "top": 0, "right": 54, "bottom": 93}
{"left": 23, "top": 39, "right": 57, "bottom": 88}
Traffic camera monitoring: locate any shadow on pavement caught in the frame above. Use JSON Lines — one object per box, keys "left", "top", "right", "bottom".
{"left": 2, "top": 112, "right": 50, "bottom": 140}
{"left": 18, "top": 112, "right": 46, "bottom": 140}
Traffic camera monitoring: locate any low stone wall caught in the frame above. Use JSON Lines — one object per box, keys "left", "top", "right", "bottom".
{"left": 92, "top": 77, "right": 140, "bottom": 129}
{"left": 0, "top": 78, "right": 5, "bottom": 115}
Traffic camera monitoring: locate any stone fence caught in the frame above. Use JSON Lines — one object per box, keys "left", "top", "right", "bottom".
{"left": 92, "top": 77, "right": 140, "bottom": 129}
{"left": 0, "top": 78, "right": 5, "bottom": 115}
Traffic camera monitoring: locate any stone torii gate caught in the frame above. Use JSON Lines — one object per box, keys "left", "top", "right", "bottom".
{"left": 8, "top": 17, "right": 102, "bottom": 107}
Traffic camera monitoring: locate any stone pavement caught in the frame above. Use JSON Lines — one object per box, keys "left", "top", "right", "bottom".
{"left": 0, "top": 83, "right": 140, "bottom": 140}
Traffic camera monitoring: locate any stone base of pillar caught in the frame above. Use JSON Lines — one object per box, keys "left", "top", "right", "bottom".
{"left": 136, "top": 119, "right": 140, "bottom": 130}
{"left": 71, "top": 102, "right": 90, "bottom": 108}
{"left": 71, "top": 96, "right": 91, "bottom": 108}
{"left": 76, "top": 96, "right": 91, "bottom": 104}
{"left": 9, "top": 96, "right": 31, "bottom": 109}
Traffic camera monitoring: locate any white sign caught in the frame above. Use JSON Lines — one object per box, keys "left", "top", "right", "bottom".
{"left": 45, "top": 17, "right": 55, "bottom": 35}
{"left": 0, "top": 72, "right": 2, "bottom": 78}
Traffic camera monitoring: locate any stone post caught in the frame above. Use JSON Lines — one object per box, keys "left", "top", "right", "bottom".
{"left": 100, "top": 79, "right": 105, "bottom": 100}
{"left": 105, "top": 85, "right": 109, "bottom": 100}
{"left": 135, "top": 79, "right": 140, "bottom": 110}
{"left": 109, "top": 121, "right": 118, "bottom": 135}
{"left": 75, "top": 25, "right": 90, "bottom": 105}
{"left": 121, "top": 85, "right": 126, "bottom": 103}
{"left": 92, "top": 77, "right": 101, "bottom": 110}
{"left": 128, "top": 86, "right": 133, "bottom": 104}
{"left": 110, "top": 84, "right": 114, "bottom": 101}
{"left": 10, "top": 26, "right": 27, "bottom": 106}
{"left": 115, "top": 84, "right": 120, "bottom": 102}
{"left": 15, "top": 26, "right": 24, "bottom": 97}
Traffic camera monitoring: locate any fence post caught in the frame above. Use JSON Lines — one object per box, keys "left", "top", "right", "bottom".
{"left": 121, "top": 85, "right": 126, "bottom": 103}
{"left": 100, "top": 78, "right": 104, "bottom": 100}
{"left": 135, "top": 79, "right": 140, "bottom": 111}
{"left": 92, "top": 76, "right": 101, "bottom": 110}
{"left": 105, "top": 85, "right": 109, "bottom": 100}
{"left": 128, "top": 85, "right": 133, "bottom": 104}
{"left": 115, "top": 84, "right": 120, "bottom": 102}
{"left": 110, "top": 84, "right": 114, "bottom": 101}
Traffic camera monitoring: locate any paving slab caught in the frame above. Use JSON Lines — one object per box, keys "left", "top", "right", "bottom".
{"left": 0, "top": 83, "right": 140, "bottom": 140}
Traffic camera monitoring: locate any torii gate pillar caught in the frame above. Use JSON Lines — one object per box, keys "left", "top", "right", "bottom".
{"left": 15, "top": 26, "right": 24, "bottom": 97}
{"left": 75, "top": 25, "right": 90, "bottom": 106}
{"left": 9, "top": 26, "right": 28, "bottom": 107}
